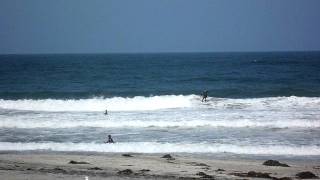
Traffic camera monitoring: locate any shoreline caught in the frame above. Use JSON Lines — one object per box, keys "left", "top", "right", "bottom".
{"left": 0, "top": 151, "right": 319, "bottom": 179}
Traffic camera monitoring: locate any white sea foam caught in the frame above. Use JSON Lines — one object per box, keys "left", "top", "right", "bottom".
{"left": 0, "top": 95, "right": 195, "bottom": 112}
{"left": 1, "top": 95, "right": 319, "bottom": 129}
{"left": 0, "top": 142, "right": 319, "bottom": 155}
{"left": 1, "top": 118, "right": 319, "bottom": 129}
{"left": 0, "top": 95, "right": 319, "bottom": 112}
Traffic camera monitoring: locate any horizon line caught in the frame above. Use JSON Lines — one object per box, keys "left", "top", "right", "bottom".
{"left": 1, "top": 50, "right": 320, "bottom": 56}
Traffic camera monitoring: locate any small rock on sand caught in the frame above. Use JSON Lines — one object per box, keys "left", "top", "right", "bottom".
{"left": 122, "top": 154, "right": 133, "bottom": 157}
{"left": 161, "top": 154, "right": 175, "bottom": 160}
{"left": 296, "top": 171, "right": 318, "bottom": 179}
{"left": 263, "top": 160, "right": 290, "bottom": 167}
{"left": 162, "top": 154, "right": 172, "bottom": 158}
{"left": 68, "top": 160, "right": 90, "bottom": 164}
{"left": 88, "top": 167, "right": 103, "bottom": 170}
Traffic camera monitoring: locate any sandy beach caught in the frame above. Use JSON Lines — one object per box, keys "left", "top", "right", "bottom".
{"left": 0, "top": 152, "right": 319, "bottom": 180}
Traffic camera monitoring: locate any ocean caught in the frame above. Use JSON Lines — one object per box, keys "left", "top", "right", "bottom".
{"left": 0, "top": 52, "right": 319, "bottom": 156}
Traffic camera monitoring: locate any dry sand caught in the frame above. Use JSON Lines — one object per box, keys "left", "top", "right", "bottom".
{"left": 0, "top": 152, "right": 319, "bottom": 179}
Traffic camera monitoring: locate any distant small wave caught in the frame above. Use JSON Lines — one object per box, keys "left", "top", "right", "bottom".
{"left": 179, "top": 77, "right": 218, "bottom": 82}
{"left": 0, "top": 142, "right": 319, "bottom": 155}
{"left": 1, "top": 119, "right": 319, "bottom": 129}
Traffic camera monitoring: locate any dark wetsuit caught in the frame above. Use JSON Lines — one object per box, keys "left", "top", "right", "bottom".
{"left": 202, "top": 91, "right": 208, "bottom": 102}
{"left": 106, "top": 135, "right": 114, "bottom": 143}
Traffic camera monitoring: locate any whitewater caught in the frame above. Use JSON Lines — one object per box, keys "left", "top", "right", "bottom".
{"left": 0, "top": 95, "right": 320, "bottom": 156}
{"left": 0, "top": 95, "right": 319, "bottom": 129}
{"left": 1, "top": 95, "right": 320, "bottom": 112}
{"left": 1, "top": 142, "right": 320, "bottom": 156}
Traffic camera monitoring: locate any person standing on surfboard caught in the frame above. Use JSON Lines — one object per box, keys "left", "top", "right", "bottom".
{"left": 201, "top": 90, "right": 208, "bottom": 102}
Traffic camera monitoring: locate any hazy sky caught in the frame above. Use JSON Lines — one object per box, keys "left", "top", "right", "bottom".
{"left": 0, "top": 0, "right": 319, "bottom": 54}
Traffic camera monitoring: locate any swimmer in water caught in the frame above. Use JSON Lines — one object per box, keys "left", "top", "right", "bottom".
{"left": 105, "top": 135, "right": 114, "bottom": 143}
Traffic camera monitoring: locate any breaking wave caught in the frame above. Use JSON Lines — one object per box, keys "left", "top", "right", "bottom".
{"left": 0, "top": 142, "right": 319, "bottom": 156}
{"left": 0, "top": 95, "right": 194, "bottom": 112}
{"left": 0, "top": 95, "right": 320, "bottom": 112}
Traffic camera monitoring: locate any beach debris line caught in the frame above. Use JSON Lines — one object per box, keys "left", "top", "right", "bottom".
{"left": 117, "top": 169, "right": 133, "bottom": 175}
{"left": 263, "top": 160, "right": 290, "bottom": 167}
{"left": 187, "top": 162, "right": 210, "bottom": 171}
{"left": 313, "top": 166, "right": 320, "bottom": 170}
{"left": 196, "top": 172, "right": 214, "bottom": 179}
{"left": 88, "top": 167, "right": 103, "bottom": 170}
{"left": 187, "top": 162, "right": 210, "bottom": 167}
{"left": 296, "top": 171, "right": 318, "bottom": 179}
{"left": 38, "top": 167, "right": 67, "bottom": 174}
{"left": 136, "top": 169, "right": 151, "bottom": 175}
{"left": 231, "top": 172, "right": 293, "bottom": 180}
{"left": 216, "top": 168, "right": 225, "bottom": 172}
{"left": 139, "top": 169, "right": 150, "bottom": 172}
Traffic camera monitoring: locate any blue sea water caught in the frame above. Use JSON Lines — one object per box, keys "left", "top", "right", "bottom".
{"left": 0, "top": 52, "right": 319, "bottom": 156}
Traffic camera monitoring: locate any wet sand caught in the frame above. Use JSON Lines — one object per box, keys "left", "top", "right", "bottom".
{"left": 0, "top": 152, "right": 319, "bottom": 179}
